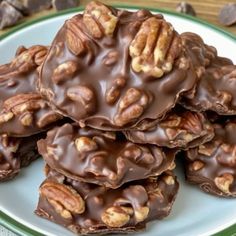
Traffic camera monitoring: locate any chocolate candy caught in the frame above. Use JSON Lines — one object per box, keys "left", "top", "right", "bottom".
{"left": 219, "top": 3, "right": 236, "bottom": 26}
{"left": 0, "top": 45, "right": 62, "bottom": 137}
{"left": 37, "top": 123, "right": 176, "bottom": 188}
{"left": 176, "top": 2, "right": 196, "bottom": 16}
{"left": 0, "top": 133, "right": 41, "bottom": 181}
{"left": 5, "top": 0, "right": 28, "bottom": 15}
{"left": 0, "top": 1, "right": 23, "bottom": 29}
{"left": 39, "top": 1, "right": 197, "bottom": 130}
{"left": 124, "top": 109, "right": 214, "bottom": 149}
{"left": 181, "top": 56, "right": 236, "bottom": 115}
{"left": 19, "top": 0, "right": 52, "bottom": 14}
{"left": 52, "top": 0, "right": 79, "bottom": 11}
{"left": 185, "top": 121, "right": 236, "bottom": 197}
{"left": 35, "top": 166, "right": 179, "bottom": 235}
{"left": 181, "top": 32, "right": 217, "bottom": 78}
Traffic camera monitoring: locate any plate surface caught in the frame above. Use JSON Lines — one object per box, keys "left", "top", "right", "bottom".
{"left": 0, "top": 7, "right": 236, "bottom": 236}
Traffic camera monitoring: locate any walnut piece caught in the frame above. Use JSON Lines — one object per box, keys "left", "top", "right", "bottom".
{"left": 129, "top": 17, "right": 181, "bottom": 78}
{"left": 40, "top": 181, "right": 85, "bottom": 218}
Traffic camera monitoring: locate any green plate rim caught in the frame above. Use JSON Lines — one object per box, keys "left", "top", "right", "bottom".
{"left": 0, "top": 4, "right": 235, "bottom": 236}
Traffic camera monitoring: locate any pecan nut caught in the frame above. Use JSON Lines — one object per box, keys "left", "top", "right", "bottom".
{"left": 114, "top": 88, "right": 151, "bottom": 126}
{"left": 66, "top": 18, "right": 90, "bottom": 56}
{"left": 40, "top": 181, "right": 85, "bottom": 218}
{"left": 129, "top": 17, "right": 181, "bottom": 78}
{"left": 214, "top": 173, "right": 234, "bottom": 194}
{"left": 67, "top": 85, "right": 96, "bottom": 116}
{"left": 75, "top": 137, "right": 98, "bottom": 153}
{"left": 52, "top": 60, "right": 79, "bottom": 84}
{"left": 83, "top": 1, "right": 118, "bottom": 38}
{"left": 101, "top": 206, "right": 130, "bottom": 227}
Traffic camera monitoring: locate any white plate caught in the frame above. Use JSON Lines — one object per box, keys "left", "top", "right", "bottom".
{"left": 0, "top": 6, "right": 236, "bottom": 236}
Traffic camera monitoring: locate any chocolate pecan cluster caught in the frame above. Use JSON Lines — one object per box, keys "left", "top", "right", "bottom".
{"left": 0, "top": 45, "right": 63, "bottom": 181}
{"left": 1, "top": 1, "right": 236, "bottom": 235}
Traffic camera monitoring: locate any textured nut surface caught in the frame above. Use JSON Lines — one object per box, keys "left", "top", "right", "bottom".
{"left": 65, "top": 18, "right": 88, "bottom": 56}
{"left": 190, "top": 160, "right": 204, "bottom": 171}
{"left": 101, "top": 206, "right": 130, "bottom": 227}
{"left": 67, "top": 85, "right": 96, "bottom": 117}
{"left": 40, "top": 181, "right": 85, "bottom": 216}
{"left": 214, "top": 173, "right": 234, "bottom": 194}
{"left": 114, "top": 88, "right": 150, "bottom": 126}
{"left": 134, "top": 206, "right": 149, "bottom": 223}
{"left": 52, "top": 60, "right": 78, "bottom": 84}
{"left": 129, "top": 17, "right": 181, "bottom": 78}
{"left": 75, "top": 137, "right": 98, "bottom": 153}
{"left": 83, "top": 1, "right": 118, "bottom": 38}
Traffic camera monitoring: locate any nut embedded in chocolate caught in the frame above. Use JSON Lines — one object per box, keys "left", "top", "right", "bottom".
{"left": 35, "top": 167, "right": 179, "bottom": 235}
{"left": 184, "top": 121, "right": 236, "bottom": 197}
{"left": 0, "top": 45, "right": 62, "bottom": 137}
{"left": 38, "top": 1, "right": 198, "bottom": 130}
{"left": 181, "top": 56, "right": 236, "bottom": 115}
{"left": 124, "top": 109, "right": 214, "bottom": 149}
{"left": 0, "top": 133, "right": 42, "bottom": 181}
{"left": 37, "top": 123, "right": 176, "bottom": 188}
{"left": 181, "top": 32, "right": 217, "bottom": 78}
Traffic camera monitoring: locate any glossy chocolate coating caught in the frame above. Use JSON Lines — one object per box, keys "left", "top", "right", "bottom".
{"left": 181, "top": 56, "right": 236, "bottom": 115}
{"left": 0, "top": 133, "right": 41, "bottom": 181}
{"left": 185, "top": 121, "right": 236, "bottom": 197}
{"left": 124, "top": 109, "right": 214, "bottom": 149}
{"left": 180, "top": 32, "right": 217, "bottom": 77}
{"left": 0, "top": 45, "right": 62, "bottom": 137}
{"left": 38, "top": 123, "right": 176, "bottom": 188}
{"left": 39, "top": 3, "right": 197, "bottom": 130}
{"left": 35, "top": 167, "right": 179, "bottom": 235}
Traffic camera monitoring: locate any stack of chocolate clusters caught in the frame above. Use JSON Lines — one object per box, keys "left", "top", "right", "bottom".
{"left": 1, "top": 1, "right": 236, "bottom": 234}
{"left": 0, "top": 45, "right": 62, "bottom": 180}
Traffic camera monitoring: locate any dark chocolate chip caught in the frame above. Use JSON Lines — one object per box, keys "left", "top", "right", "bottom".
{"left": 5, "top": 0, "right": 28, "bottom": 15}
{"left": 0, "top": 1, "right": 23, "bottom": 30}
{"left": 21, "top": 0, "right": 52, "bottom": 14}
{"left": 52, "top": 0, "right": 79, "bottom": 11}
{"left": 176, "top": 2, "right": 196, "bottom": 16}
{"left": 219, "top": 3, "right": 236, "bottom": 26}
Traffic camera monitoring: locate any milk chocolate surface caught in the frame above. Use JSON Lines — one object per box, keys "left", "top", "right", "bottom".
{"left": 39, "top": 1, "right": 197, "bottom": 130}
{"left": 124, "top": 108, "right": 214, "bottom": 149}
{"left": 185, "top": 121, "right": 236, "bottom": 197}
{"left": 181, "top": 56, "right": 236, "bottom": 115}
{"left": 35, "top": 167, "right": 179, "bottom": 235}
{"left": 0, "top": 45, "right": 62, "bottom": 137}
{"left": 38, "top": 123, "right": 176, "bottom": 188}
{"left": 0, "top": 133, "right": 41, "bottom": 181}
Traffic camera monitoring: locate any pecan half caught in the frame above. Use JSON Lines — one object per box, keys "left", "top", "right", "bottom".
{"left": 129, "top": 17, "right": 181, "bottom": 78}
{"left": 101, "top": 206, "right": 130, "bottom": 227}
{"left": 75, "top": 137, "right": 98, "bottom": 153}
{"left": 40, "top": 181, "right": 85, "bottom": 218}
{"left": 66, "top": 17, "right": 90, "bottom": 56}
{"left": 52, "top": 60, "right": 79, "bottom": 84}
{"left": 214, "top": 173, "right": 234, "bottom": 194}
{"left": 83, "top": 1, "right": 118, "bottom": 38}
{"left": 114, "top": 88, "right": 151, "bottom": 126}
